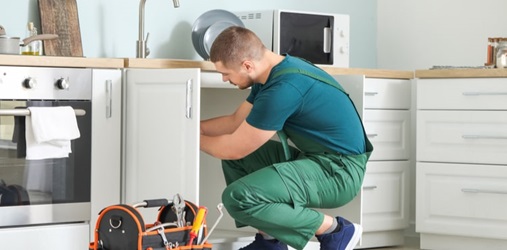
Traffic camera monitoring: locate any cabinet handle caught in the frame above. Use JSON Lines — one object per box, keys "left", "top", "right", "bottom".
{"left": 365, "top": 92, "right": 379, "bottom": 96}
{"left": 186, "top": 79, "right": 193, "bottom": 119}
{"left": 462, "top": 135, "right": 507, "bottom": 140}
{"left": 367, "top": 133, "right": 378, "bottom": 138}
{"left": 106, "top": 80, "right": 112, "bottom": 119}
{"left": 462, "top": 92, "right": 507, "bottom": 96}
{"left": 461, "top": 188, "right": 507, "bottom": 195}
{"left": 363, "top": 185, "right": 378, "bottom": 190}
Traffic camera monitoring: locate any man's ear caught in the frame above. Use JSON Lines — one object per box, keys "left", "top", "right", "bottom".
{"left": 242, "top": 60, "right": 255, "bottom": 72}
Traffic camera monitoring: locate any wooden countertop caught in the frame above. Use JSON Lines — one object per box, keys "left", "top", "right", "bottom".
{"left": 125, "top": 59, "right": 414, "bottom": 79}
{"left": 0, "top": 55, "right": 413, "bottom": 79}
{"left": 124, "top": 58, "right": 216, "bottom": 71}
{"left": 416, "top": 68, "right": 507, "bottom": 78}
{"left": 0, "top": 55, "right": 124, "bottom": 68}
{"left": 321, "top": 66, "right": 413, "bottom": 79}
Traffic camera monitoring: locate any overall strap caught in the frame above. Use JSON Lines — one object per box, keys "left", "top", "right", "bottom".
{"left": 272, "top": 68, "right": 347, "bottom": 93}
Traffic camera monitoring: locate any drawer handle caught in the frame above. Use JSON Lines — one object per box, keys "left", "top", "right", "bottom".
{"left": 462, "top": 92, "right": 507, "bottom": 96}
{"left": 367, "top": 133, "right": 378, "bottom": 138}
{"left": 462, "top": 135, "right": 507, "bottom": 140}
{"left": 363, "top": 185, "right": 378, "bottom": 190}
{"left": 364, "top": 92, "right": 378, "bottom": 96}
{"left": 461, "top": 188, "right": 507, "bottom": 195}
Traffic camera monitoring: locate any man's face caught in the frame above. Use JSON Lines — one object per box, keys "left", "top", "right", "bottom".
{"left": 214, "top": 61, "right": 253, "bottom": 90}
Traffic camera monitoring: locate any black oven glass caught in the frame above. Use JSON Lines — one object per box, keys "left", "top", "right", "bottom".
{"left": 0, "top": 100, "right": 91, "bottom": 206}
{"left": 279, "top": 12, "right": 334, "bottom": 65}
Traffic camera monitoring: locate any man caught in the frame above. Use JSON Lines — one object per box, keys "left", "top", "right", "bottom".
{"left": 200, "top": 26, "right": 373, "bottom": 250}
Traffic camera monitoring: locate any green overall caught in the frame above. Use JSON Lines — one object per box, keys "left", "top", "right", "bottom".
{"left": 221, "top": 68, "right": 374, "bottom": 250}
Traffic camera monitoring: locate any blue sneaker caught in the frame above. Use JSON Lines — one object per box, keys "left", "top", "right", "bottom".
{"left": 316, "top": 217, "right": 362, "bottom": 250}
{"left": 239, "top": 233, "right": 288, "bottom": 250}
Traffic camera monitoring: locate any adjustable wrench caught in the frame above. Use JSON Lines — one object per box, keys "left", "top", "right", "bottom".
{"left": 172, "top": 193, "right": 186, "bottom": 227}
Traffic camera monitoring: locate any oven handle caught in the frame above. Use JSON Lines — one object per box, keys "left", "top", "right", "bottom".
{"left": 0, "top": 109, "right": 86, "bottom": 117}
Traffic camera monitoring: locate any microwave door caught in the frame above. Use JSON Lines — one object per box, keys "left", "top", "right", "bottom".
{"left": 279, "top": 12, "right": 334, "bottom": 65}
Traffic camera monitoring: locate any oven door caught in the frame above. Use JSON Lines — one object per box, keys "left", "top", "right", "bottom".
{"left": 0, "top": 100, "right": 91, "bottom": 227}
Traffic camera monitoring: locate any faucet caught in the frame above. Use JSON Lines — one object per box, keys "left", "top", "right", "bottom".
{"left": 137, "top": 0, "right": 180, "bottom": 58}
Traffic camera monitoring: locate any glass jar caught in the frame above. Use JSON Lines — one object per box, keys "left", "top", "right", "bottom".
{"left": 496, "top": 40, "right": 507, "bottom": 68}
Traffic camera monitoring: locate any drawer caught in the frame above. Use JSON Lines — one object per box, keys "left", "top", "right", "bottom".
{"left": 417, "top": 110, "right": 507, "bottom": 165}
{"left": 365, "top": 110, "right": 411, "bottom": 161}
{"left": 364, "top": 78, "right": 411, "bottom": 109}
{"left": 417, "top": 78, "right": 507, "bottom": 110}
{"left": 362, "top": 161, "right": 409, "bottom": 232}
{"left": 0, "top": 223, "right": 89, "bottom": 249}
{"left": 416, "top": 162, "right": 507, "bottom": 240}
{"left": 335, "top": 75, "right": 411, "bottom": 110}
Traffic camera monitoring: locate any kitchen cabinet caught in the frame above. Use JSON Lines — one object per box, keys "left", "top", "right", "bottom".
{"left": 198, "top": 74, "right": 412, "bottom": 250}
{"left": 415, "top": 77, "right": 507, "bottom": 250}
{"left": 122, "top": 68, "right": 200, "bottom": 223}
{"left": 331, "top": 75, "right": 411, "bottom": 249}
{"left": 90, "top": 69, "right": 122, "bottom": 239}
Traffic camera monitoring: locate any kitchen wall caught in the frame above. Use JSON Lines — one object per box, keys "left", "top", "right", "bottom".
{"left": 377, "top": 0, "right": 507, "bottom": 70}
{"left": 0, "top": 0, "right": 377, "bottom": 68}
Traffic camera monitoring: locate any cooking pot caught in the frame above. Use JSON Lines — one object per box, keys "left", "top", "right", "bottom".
{"left": 0, "top": 25, "right": 58, "bottom": 55}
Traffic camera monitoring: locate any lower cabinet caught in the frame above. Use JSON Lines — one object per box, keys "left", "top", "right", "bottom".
{"left": 90, "top": 69, "right": 122, "bottom": 240}
{"left": 333, "top": 75, "right": 411, "bottom": 249}
{"left": 416, "top": 77, "right": 507, "bottom": 249}
{"left": 122, "top": 68, "right": 201, "bottom": 223}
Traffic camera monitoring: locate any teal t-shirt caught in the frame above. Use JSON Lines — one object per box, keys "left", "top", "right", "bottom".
{"left": 246, "top": 55, "right": 366, "bottom": 155}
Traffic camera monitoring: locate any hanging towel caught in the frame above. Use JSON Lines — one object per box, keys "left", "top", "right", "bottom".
{"left": 25, "top": 106, "right": 81, "bottom": 160}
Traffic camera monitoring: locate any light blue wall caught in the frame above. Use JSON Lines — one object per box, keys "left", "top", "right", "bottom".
{"left": 0, "top": 0, "right": 376, "bottom": 68}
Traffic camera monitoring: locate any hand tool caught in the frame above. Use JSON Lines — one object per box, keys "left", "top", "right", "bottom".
{"left": 171, "top": 193, "right": 186, "bottom": 227}
{"left": 200, "top": 203, "right": 224, "bottom": 244}
{"left": 187, "top": 206, "right": 207, "bottom": 246}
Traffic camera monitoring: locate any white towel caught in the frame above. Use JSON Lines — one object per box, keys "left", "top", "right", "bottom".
{"left": 25, "top": 106, "right": 81, "bottom": 160}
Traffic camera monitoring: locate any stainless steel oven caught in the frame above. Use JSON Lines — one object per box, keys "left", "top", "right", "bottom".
{"left": 0, "top": 66, "right": 92, "bottom": 227}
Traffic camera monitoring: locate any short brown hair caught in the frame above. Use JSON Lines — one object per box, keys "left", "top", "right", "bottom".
{"left": 209, "top": 26, "right": 265, "bottom": 68}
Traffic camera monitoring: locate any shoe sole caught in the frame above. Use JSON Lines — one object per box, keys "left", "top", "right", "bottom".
{"left": 344, "top": 223, "right": 362, "bottom": 250}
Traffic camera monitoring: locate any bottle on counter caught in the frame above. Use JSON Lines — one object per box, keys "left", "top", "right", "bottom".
{"left": 486, "top": 37, "right": 494, "bottom": 66}
{"left": 22, "top": 22, "right": 42, "bottom": 56}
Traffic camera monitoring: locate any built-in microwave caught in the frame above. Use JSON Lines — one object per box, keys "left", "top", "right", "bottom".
{"left": 235, "top": 9, "right": 350, "bottom": 67}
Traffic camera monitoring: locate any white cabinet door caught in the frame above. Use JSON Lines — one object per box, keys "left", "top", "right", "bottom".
{"left": 363, "top": 78, "right": 411, "bottom": 110}
{"left": 91, "top": 69, "right": 122, "bottom": 240}
{"left": 417, "top": 110, "right": 507, "bottom": 165}
{"left": 417, "top": 78, "right": 507, "bottom": 110}
{"left": 364, "top": 110, "right": 411, "bottom": 161}
{"left": 124, "top": 68, "right": 200, "bottom": 223}
{"left": 416, "top": 162, "right": 507, "bottom": 240}
{"left": 362, "top": 161, "right": 409, "bottom": 232}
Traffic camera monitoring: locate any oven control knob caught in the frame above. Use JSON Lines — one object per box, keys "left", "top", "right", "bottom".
{"left": 23, "top": 77, "right": 37, "bottom": 89}
{"left": 56, "top": 78, "right": 69, "bottom": 90}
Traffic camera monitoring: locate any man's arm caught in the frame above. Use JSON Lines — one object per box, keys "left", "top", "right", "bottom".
{"left": 200, "top": 119, "right": 276, "bottom": 160}
{"left": 200, "top": 100, "right": 252, "bottom": 136}
{"left": 200, "top": 100, "right": 276, "bottom": 160}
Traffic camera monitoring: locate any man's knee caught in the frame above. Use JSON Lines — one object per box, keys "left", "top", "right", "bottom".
{"left": 222, "top": 180, "right": 255, "bottom": 217}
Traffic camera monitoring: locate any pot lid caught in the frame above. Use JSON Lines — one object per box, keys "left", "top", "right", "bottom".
{"left": 0, "top": 25, "right": 20, "bottom": 39}
{"left": 191, "top": 9, "right": 244, "bottom": 60}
